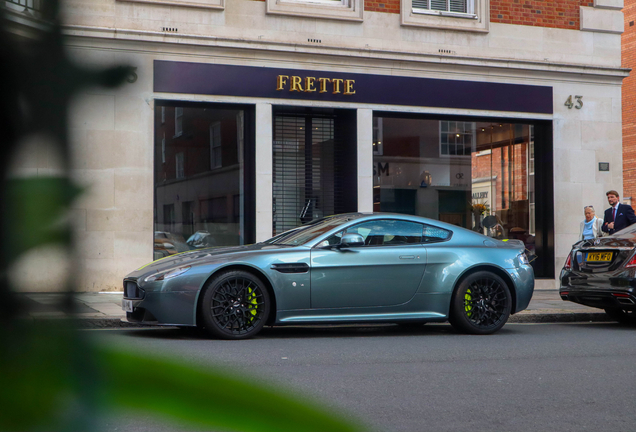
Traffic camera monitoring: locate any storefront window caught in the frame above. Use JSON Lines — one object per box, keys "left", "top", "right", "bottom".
{"left": 272, "top": 107, "right": 357, "bottom": 235}
{"left": 373, "top": 115, "right": 538, "bottom": 267}
{"left": 154, "top": 103, "right": 247, "bottom": 260}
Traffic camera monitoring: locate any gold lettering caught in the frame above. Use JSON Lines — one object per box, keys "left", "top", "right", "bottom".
{"left": 305, "top": 77, "right": 316, "bottom": 92}
{"left": 332, "top": 78, "right": 343, "bottom": 94}
{"left": 291, "top": 76, "right": 304, "bottom": 92}
{"left": 344, "top": 79, "right": 356, "bottom": 95}
{"left": 318, "top": 78, "right": 331, "bottom": 93}
{"left": 276, "top": 75, "right": 289, "bottom": 91}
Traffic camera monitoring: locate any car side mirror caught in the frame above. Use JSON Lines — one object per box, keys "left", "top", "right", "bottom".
{"left": 339, "top": 233, "right": 364, "bottom": 248}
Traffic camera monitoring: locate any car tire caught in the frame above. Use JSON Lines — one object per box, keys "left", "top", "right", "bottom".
{"left": 449, "top": 271, "right": 512, "bottom": 335}
{"left": 604, "top": 308, "right": 636, "bottom": 325}
{"left": 201, "top": 270, "right": 270, "bottom": 340}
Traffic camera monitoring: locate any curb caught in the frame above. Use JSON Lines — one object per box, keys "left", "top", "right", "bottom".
{"left": 63, "top": 313, "right": 615, "bottom": 329}
{"left": 508, "top": 312, "right": 611, "bottom": 323}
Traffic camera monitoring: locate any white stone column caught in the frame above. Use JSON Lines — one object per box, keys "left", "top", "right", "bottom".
{"left": 357, "top": 109, "right": 373, "bottom": 212}
{"left": 255, "top": 103, "right": 273, "bottom": 242}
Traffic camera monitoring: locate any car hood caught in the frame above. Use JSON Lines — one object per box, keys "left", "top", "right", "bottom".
{"left": 127, "top": 243, "right": 296, "bottom": 278}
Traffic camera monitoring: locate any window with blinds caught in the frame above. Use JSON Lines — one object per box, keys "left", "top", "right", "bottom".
{"left": 272, "top": 110, "right": 357, "bottom": 236}
{"left": 412, "top": 0, "right": 472, "bottom": 15}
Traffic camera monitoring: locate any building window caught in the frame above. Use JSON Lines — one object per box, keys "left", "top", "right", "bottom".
{"left": 116, "top": 0, "right": 224, "bottom": 10}
{"left": 373, "top": 118, "right": 384, "bottom": 156}
{"left": 412, "top": 0, "right": 474, "bottom": 17}
{"left": 210, "top": 122, "right": 222, "bottom": 169}
{"left": 266, "top": 0, "right": 363, "bottom": 21}
{"left": 161, "top": 132, "right": 166, "bottom": 164}
{"left": 400, "top": 0, "right": 489, "bottom": 32}
{"left": 175, "top": 107, "right": 183, "bottom": 137}
{"left": 161, "top": 106, "right": 165, "bottom": 124}
{"left": 440, "top": 121, "right": 475, "bottom": 157}
{"left": 176, "top": 152, "right": 185, "bottom": 179}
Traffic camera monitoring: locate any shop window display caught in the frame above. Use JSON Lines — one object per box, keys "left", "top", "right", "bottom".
{"left": 373, "top": 116, "right": 537, "bottom": 267}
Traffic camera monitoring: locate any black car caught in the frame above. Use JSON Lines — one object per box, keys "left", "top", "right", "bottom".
{"left": 560, "top": 224, "right": 636, "bottom": 323}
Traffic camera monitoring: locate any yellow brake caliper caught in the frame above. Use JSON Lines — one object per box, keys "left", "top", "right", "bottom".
{"left": 464, "top": 288, "right": 473, "bottom": 317}
{"left": 247, "top": 287, "right": 258, "bottom": 321}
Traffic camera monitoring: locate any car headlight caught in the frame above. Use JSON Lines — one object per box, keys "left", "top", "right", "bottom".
{"left": 518, "top": 253, "right": 529, "bottom": 265}
{"left": 144, "top": 266, "right": 191, "bottom": 283}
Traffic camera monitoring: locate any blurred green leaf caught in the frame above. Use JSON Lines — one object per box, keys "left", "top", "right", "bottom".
{"left": 0, "top": 321, "right": 96, "bottom": 432}
{"left": 99, "top": 346, "right": 362, "bottom": 432}
{"left": 4, "top": 177, "right": 82, "bottom": 263}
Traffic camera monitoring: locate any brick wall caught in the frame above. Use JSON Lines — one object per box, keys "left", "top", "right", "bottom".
{"left": 490, "top": 0, "right": 592, "bottom": 30}
{"left": 251, "top": 0, "right": 590, "bottom": 29}
{"left": 365, "top": 0, "right": 400, "bottom": 13}
{"left": 623, "top": 3, "right": 636, "bottom": 208}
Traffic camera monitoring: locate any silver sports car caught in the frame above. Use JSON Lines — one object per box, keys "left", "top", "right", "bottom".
{"left": 123, "top": 213, "right": 534, "bottom": 339}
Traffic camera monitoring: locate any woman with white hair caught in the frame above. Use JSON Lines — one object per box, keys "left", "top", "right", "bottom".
{"left": 579, "top": 205, "right": 604, "bottom": 240}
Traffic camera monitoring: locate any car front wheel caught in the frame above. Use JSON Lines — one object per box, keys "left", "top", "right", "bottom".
{"left": 449, "top": 271, "right": 512, "bottom": 335}
{"left": 201, "top": 270, "right": 270, "bottom": 340}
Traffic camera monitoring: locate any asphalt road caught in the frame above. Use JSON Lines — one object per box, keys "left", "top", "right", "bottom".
{"left": 92, "top": 322, "right": 636, "bottom": 432}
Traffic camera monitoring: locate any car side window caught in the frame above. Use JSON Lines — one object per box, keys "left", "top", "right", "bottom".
{"left": 344, "top": 219, "right": 424, "bottom": 246}
{"left": 422, "top": 224, "right": 452, "bottom": 243}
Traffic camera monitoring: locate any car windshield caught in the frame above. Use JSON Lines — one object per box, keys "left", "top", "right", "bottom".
{"left": 263, "top": 215, "right": 361, "bottom": 246}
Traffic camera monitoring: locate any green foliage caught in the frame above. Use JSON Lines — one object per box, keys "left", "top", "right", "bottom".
{"left": 4, "top": 178, "right": 82, "bottom": 264}
{"left": 0, "top": 320, "right": 361, "bottom": 432}
{"left": 99, "top": 347, "right": 360, "bottom": 432}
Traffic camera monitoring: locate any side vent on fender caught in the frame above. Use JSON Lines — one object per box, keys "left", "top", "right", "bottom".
{"left": 271, "top": 263, "right": 309, "bottom": 274}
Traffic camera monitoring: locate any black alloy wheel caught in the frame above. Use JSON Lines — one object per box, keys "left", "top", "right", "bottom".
{"left": 201, "top": 270, "right": 270, "bottom": 340}
{"left": 449, "top": 271, "right": 512, "bottom": 335}
{"left": 604, "top": 308, "right": 636, "bottom": 325}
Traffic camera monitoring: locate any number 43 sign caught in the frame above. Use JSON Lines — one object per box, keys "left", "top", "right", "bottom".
{"left": 564, "top": 95, "right": 583, "bottom": 109}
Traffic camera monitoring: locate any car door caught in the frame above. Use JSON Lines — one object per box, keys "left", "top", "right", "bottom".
{"left": 310, "top": 219, "right": 427, "bottom": 308}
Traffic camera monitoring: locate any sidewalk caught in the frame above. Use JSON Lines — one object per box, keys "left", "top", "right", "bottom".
{"left": 15, "top": 289, "right": 611, "bottom": 327}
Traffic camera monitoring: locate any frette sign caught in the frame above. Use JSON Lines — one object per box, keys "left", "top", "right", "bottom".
{"left": 276, "top": 75, "right": 356, "bottom": 95}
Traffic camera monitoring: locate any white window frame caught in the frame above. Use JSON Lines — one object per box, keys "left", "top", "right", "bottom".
{"left": 412, "top": 0, "right": 475, "bottom": 18}
{"left": 401, "top": 0, "right": 489, "bottom": 32}
{"left": 267, "top": 0, "right": 363, "bottom": 21}
{"left": 161, "top": 132, "right": 166, "bottom": 164}
{"left": 176, "top": 152, "right": 185, "bottom": 179}
{"left": 175, "top": 107, "right": 183, "bottom": 138}
{"left": 439, "top": 121, "right": 475, "bottom": 157}
{"left": 116, "top": 0, "right": 223, "bottom": 9}
{"left": 210, "top": 122, "right": 222, "bottom": 169}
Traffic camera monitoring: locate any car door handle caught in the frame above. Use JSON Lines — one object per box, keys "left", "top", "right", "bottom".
{"left": 399, "top": 255, "right": 415, "bottom": 259}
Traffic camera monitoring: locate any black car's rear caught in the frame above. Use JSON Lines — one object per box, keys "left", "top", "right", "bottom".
{"left": 560, "top": 233, "right": 636, "bottom": 322}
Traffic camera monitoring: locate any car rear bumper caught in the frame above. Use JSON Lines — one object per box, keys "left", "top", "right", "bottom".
{"left": 559, "top": 288, "right": 636, "bottom": 310}
{"left": 560, "top": 269, "right": 636, "bottom": 310}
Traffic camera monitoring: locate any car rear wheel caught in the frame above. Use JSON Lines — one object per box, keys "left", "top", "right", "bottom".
{"left": 201, "top": 270, "right": 270, "bottom": 340}
{"left": 449, "top": 271, "right": 512, "bottom": 335}
{"left": 604, "top": 308, "right": 636, "bottom": 325}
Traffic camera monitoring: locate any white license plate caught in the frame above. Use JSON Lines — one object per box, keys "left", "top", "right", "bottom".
{"left": 122, "top": 299, "right": 134, "bottom": 313}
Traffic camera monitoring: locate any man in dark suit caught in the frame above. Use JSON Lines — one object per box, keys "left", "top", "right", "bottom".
{"left": 602, "top": 190, "right": 636, "bottom": 235}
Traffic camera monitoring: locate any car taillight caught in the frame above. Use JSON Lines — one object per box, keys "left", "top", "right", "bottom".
{"left": 626, "top": 255, "right": 636, "bottom": 268}
{"left": 564, "top": 253, "right": 572, "bottom": 270}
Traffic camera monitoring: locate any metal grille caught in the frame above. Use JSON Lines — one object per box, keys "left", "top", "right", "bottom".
{"left": 273, "top": 113, "right": 347, "bottom": 235}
